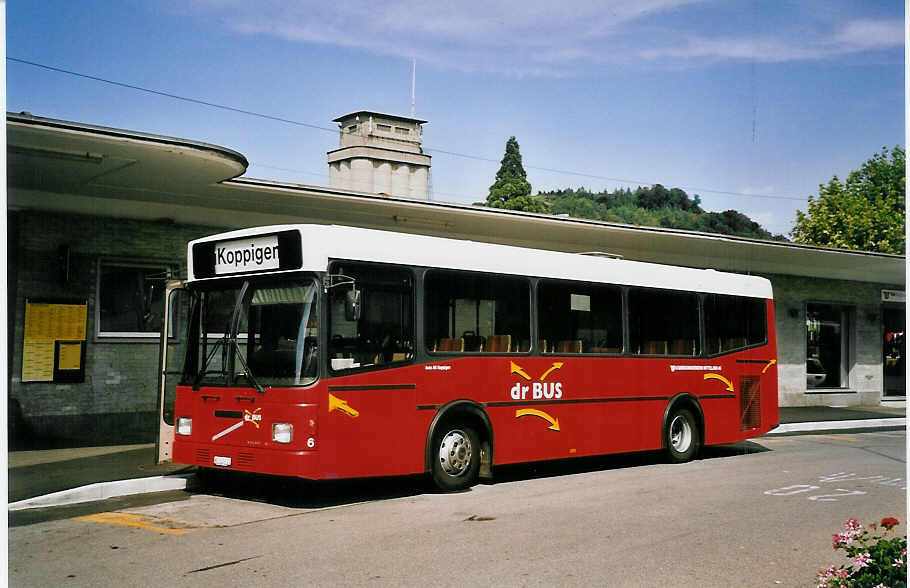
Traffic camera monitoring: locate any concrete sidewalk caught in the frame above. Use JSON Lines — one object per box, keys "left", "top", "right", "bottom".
{"left": 8, "top": 404, "right": 905, "bottom": 510}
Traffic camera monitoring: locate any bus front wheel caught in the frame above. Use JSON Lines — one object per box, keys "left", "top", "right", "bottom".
{"left": 665, "top": 407, "right": 700, "bottom": 463}
{"left": 431, "top": 424, "right": 480, "bottom": 491}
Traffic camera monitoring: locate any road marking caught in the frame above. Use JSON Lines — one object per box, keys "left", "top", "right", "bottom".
{"left": 74, "top": 512, "right": 189, "bottom": 535}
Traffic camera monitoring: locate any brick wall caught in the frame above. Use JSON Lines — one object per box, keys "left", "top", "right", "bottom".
{"left": 8, "top": 210, "right": 227, "bottom": 447}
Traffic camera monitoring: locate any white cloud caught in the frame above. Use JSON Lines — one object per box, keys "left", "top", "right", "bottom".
{"left": 179, "top": 2, "right": 904, "bottom": 75}
{"left": 639, "top": 18, "right": 904, "bottom": 64}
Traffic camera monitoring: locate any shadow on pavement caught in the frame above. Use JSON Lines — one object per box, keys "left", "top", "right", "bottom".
{"left": 190, "top": 440, "right": 771, "bottom": 508}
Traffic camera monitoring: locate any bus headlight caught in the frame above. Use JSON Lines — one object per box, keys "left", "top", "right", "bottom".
{"left": 177, "top": 417, "right": 192, "bottom": 436}
{"left": 272, "top": 423, "right": 293, "bottom": 444}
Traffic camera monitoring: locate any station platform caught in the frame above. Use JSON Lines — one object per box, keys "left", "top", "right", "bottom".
{"left": 8, "top": 404, "right": 905, "bottom": 510}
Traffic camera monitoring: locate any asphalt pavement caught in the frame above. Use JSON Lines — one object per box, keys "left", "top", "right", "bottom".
{"left": 8, "top": 403, "right": 905, "bottom": 510}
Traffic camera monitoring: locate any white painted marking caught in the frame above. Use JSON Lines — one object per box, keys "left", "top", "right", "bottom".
{"left": 212, "top": 420, "right": 243, "bottom": 441}
{"left": 669, "top": 365, "right": 722, "bottom": 372}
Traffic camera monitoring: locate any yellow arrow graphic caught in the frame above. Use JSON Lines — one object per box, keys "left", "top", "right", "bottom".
{"left": 539, "top": 362, "right": 564, "bottom": 381}
{"left": 762, "top": 359, "right": 777, "bottom": 374}
{"left": 515, "top": 408, "right": 560, "bottom": 431}
{"left": 510, "top": 361, "right": 532, "bottom": 381}
{"left": 704, "top": 373, "right": 734, "bottom": 392}
{"left": 328, "top": 393, "right": 360, "bottom": 418}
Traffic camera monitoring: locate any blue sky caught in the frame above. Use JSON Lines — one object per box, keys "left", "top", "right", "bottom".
{"left": 7, "top": 1, "right": 905, "bottom": 235}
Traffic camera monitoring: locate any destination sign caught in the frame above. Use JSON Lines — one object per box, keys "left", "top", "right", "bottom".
{"left": 215, "top": 235, "right": 281, "bottom": 275}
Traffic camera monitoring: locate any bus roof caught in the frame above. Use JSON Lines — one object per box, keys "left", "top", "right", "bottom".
{"left": 187, "top": 224, "right": 773, "bottom": 299}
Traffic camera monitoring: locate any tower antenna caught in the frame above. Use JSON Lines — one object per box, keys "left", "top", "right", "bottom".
{"left": 410, "top": 57, "right": 416, "bottom": 117}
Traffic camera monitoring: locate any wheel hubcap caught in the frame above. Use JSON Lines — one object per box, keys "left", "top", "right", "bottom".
{"left": 670, "top": 415, "right": 692, "bottom": 453}
{"left": 438, "top": 430, "right": 472, "bottom": 477}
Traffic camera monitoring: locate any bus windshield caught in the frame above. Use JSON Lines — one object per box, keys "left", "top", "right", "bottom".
{"left": 187, "top": 278, "right": 319, "bottom": 388}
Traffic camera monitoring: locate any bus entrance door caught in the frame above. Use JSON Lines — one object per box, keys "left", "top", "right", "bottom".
{"left": 156, "top": 280, "right": 190, "bottom": 464}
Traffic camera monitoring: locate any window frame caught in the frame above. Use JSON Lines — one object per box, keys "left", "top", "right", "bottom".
{"left": 95, "top": 258, "right": 174, "bottom": 340}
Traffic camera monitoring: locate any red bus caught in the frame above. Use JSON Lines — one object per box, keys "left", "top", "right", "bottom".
{"left": 157, "top": 224, "right": 778, "bottom": 491}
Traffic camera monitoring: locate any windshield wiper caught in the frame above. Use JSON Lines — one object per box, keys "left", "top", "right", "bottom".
{"left": 230, "top": 337, "right": 265, "bottom": 394}
{"left": 192, "top": 333, "right": 265, "bottom": 393}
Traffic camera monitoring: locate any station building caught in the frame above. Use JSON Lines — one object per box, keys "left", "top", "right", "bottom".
{"left": 6, "top": 111, "right": 905, "bottom": 446}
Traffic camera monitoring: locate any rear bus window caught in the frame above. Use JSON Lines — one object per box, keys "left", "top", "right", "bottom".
{"left": 538, "top": 280, "right": 622, "bottom": 354}
{"left": 424, "top": 271, "right": 530, "bottom": 353}
{"left": 704, "top": 294, "right": 766, "bottom": 354}
{"left": 629, "top": 288, "right": 699, "bottom": 356}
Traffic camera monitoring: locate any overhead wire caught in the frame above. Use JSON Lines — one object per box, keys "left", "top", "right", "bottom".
{"left": 8, "top": 56, "right": 807, "bottom": 203}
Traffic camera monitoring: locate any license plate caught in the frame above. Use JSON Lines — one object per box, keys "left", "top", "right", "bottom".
{"left": 213, "top": 455, "right": 232, "bottom": 467}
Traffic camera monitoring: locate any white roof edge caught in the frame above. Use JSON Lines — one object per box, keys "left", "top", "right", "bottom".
{"left": 188, "top": 224, "right": 774, "bottom": 299}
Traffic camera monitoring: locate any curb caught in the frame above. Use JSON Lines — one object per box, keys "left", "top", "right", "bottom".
{"left": 8, "top": 474, "right": 194, "bottom": 511}
{"left": 764, "top": 418, "right": 906, "bottom": 436}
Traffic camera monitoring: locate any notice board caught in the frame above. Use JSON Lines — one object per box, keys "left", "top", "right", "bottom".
{"left": 21, "top": 299, "right": 88, "bottom": 383}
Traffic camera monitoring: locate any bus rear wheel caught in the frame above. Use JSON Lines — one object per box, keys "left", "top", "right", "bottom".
{"left": 431, "top": 424, "right": 480, "bottom": 492}
{"left": 665, "top": 407, "right": 700, "bottom": 463}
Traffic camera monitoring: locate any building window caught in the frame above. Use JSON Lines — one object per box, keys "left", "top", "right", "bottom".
{"left": 97, "top": 261, "right": 170, "bottom": 337}
{"left": 394, "top": 126, "right": 410, "bottom": 135}
{"left": 347, "top": 125, "right": 358, "bottom": 133}
{"left": 806, "top": 303, "right": 850, "bottom": 389}
{"left": 376, "top": 123, "right": 392, "bottom": 132}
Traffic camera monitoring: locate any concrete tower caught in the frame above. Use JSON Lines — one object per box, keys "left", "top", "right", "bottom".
{"left": 327, "top": 111, "right": 431, "bottom": 200}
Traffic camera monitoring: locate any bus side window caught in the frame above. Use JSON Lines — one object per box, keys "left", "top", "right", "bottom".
{"left": 424, "top": 270, "right": 530, "bottom": 354}
{"left": 704, "top": 294, "right": 767, "bottom": 354}
{"left": 328, "top": 262, "right": 414, "bottom": 371}
{"left": 629, "top": 288, "right": 699, "bottom": 356}
{"left": 537, "top": 280, "right": 622, "bottom": 355}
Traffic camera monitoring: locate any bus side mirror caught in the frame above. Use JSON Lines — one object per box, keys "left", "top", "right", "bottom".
{"left": 344, "top": 289, "right": 361, "bottom": 322}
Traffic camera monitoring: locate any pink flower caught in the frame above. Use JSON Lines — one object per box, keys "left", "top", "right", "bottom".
{"left": 893, "top": 558, "right": 904, "bottom": 568}
{"left": 845, "top": 518, "right": 862, "bottom": 532}
{"left": 832, "top": 531, "right": 856, "bottom": 549}
{"left": 853, "top": 552, "right": 873, "bottom": 568}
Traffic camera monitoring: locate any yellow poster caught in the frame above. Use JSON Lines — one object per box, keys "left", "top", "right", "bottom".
{"left": 21, "top": 341, "right": 55, "bottom": 382}
{"left": 57, "top": 342, "right": 83, "bottom": 370}
{"left": 22, "top": 300, "right": 88, "bottom": 382}
{"left": 25, "top": 302, "right": 87, "bottom": 342}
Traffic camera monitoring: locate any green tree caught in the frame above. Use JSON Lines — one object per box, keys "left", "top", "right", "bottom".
{"left": 486, "top": 136, "right": 548, "bottom": 213}
{"left": 791, "top": 146, "right": 905, "bottom": 254}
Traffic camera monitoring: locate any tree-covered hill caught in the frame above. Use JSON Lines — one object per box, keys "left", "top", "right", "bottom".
{"left": 481, "top": 137, "right": 785, "bottom": 241}
{"left": 537, "top": 185, "right": 787, "bottom": 241}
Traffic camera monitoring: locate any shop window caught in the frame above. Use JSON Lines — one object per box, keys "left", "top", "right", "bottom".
{"left": 629, "top": 288, "right": 699, "bottom": 356}
{"left": 425, "top": 271, "right": 530, "bottom": 353}
{"left": 806, "top": 303, "right": 850, "bottom": 389}
{"left": 97, "top": 261, "right": 170, "bottom": 337}
{"left": 538, "top": 280, "right": 622, "bottom": 354}
{"left": 883, "top": 307, "right": 905, "bottom": 396}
